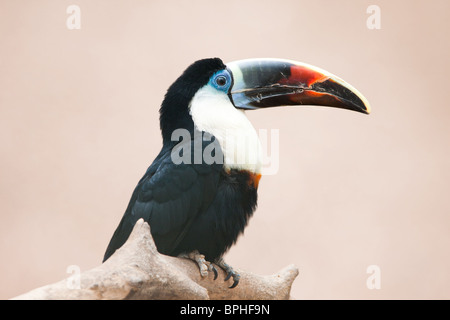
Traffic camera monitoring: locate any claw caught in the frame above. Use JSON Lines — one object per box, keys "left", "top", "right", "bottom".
{"left": 229, "top": 275, "right": 240, "bottom": 289}
{"left": 210, "top": 264, "right": 218, "bottom": 280}
{"left": 226, "top": 271, "right": 240, "bottom": 288}
{"left": 215, "top": 257, "right": 241, "bottom": 289}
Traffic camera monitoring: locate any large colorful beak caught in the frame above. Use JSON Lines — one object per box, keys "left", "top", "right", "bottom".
{"left": 227, "top": 58, "right": 370, "bottom": 114}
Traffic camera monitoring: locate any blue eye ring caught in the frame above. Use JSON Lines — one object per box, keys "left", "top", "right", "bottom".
{"left": 210, "top": 69, "right": 232, "bottom": 92}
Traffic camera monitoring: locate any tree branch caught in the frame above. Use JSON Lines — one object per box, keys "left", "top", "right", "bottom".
{"left": 12, "top": 219, "right": 299, "bottom": 300}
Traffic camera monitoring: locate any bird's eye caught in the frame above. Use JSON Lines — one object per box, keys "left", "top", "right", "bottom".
{"left": 215, "top": 76, "right": 227, "bottom": 87}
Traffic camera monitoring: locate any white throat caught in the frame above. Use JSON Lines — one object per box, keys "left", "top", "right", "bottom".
{"left": 189, "top": 85, "right": 262, "bottom": 174}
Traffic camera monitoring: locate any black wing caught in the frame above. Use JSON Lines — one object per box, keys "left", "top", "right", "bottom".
{"left": 103, "top": 139, "right": 222, "bottom": 262}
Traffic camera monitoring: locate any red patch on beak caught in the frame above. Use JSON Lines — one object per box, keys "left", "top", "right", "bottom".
{"left": 287, "top": 65, "right": 329, "bottom": 87}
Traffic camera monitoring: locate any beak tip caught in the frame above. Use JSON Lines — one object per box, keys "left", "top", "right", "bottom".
{"left": 360, "top": 98, "right": 371, "bottom": 115}
{"left": 359, "top": 103, "right": 371, "bottom": 115}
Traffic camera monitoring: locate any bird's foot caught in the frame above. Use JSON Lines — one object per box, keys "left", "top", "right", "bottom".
{"left": 178, "top": 250, "right": 218, "bottom": 280}
{"left": 215, "top": 257, "right": 240, "bottom": 289}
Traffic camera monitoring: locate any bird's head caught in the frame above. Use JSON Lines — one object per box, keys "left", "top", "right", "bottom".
{"left": 159, "top": 57, "right": 370, "bottom": 147}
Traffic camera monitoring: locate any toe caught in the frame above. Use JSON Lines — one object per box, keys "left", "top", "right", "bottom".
{"left": 224, "top": 271, "right": 232, "bottom": 282}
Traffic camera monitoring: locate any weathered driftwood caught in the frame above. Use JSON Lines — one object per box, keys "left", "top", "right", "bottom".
{"left": 12, "top": 219, "right": 298, "bottom": 300}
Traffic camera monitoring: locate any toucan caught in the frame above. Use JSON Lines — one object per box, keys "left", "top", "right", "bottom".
{"left": 103, "top": 58, "right": 370, "bottom": 288}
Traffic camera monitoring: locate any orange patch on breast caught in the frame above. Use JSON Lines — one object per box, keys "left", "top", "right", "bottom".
{"left": 248, "top": 172, "right": 262, "bottom": 189}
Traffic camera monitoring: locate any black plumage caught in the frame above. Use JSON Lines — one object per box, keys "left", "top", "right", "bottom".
{"left": 103, "top": 58, "right": 258, "bottom": 263}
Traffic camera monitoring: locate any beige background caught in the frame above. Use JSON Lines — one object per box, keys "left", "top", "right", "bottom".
{"left": 1, "top": 0, "right": 449, "bottom": 299}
